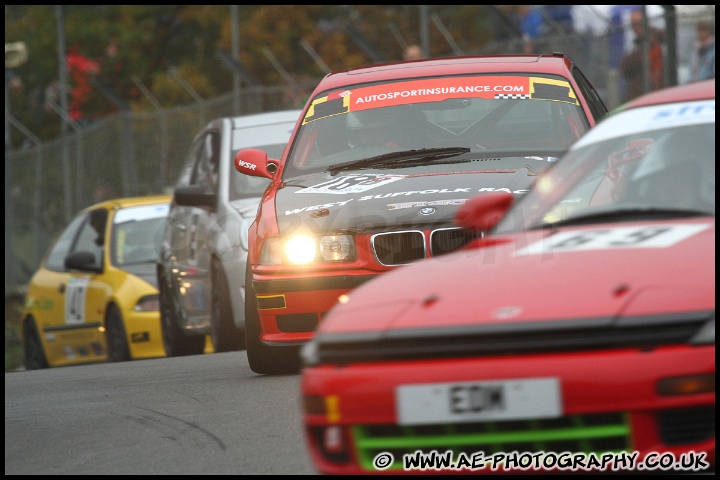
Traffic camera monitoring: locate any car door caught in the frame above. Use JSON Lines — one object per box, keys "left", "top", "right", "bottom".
{"left": 36, "top": 208, "right": 110, "bottom": 361}
{"left": 168, "top": 129, "right": 221, "bottom": 329}
{"left": 66, "top": 208, "right": 110, "bottom": 326}
{"left": 32, "top": 214, "right": 86, "bottom": 334}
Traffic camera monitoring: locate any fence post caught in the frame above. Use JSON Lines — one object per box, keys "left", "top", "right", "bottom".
{"left": 120, "top": 112, "right": 138, "bottom": 197}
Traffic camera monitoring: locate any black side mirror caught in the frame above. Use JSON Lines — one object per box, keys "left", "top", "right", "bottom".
{"left": 173, "top": 185, "right": 217, "bottom": 209}
{"left": 65, "top": 251, "right": 103, "bottom": 273}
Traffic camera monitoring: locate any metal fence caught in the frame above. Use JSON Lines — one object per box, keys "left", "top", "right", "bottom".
{"left": 4, "top": 84, "right": 308, "bottom": 296}
{"left": 5, "top": 9, "right": 714, "bottom": 296}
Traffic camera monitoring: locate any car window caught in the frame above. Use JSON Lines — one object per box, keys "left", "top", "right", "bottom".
{"left": 112, "top": 217, "right": 167, "bottom": 266}
{"left": 191, "top": 132, "right": 220, "bottom": 192}
{"left": 44, "top": 214, "right": 87, "bottom": 271}
{"left": 175, "top": 136, "right": 203, "bottom": 188}
{"left": 74, "top": 209, "right": 107, "bottom": 264}
{"left": 571, "top": 65, "right": 608, "bottom": 122}
{"left": 112, "top": 203, "right": 169, "bottom": 266}
{"left": 496, "top": 118, "right": 715, "bottom": 232}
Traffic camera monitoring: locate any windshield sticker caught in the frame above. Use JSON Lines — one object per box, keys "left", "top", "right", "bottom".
{"left": 515, "top": 223, "right": 711, "bottom": 256}
{"left": 573, "top": 100, "right": 715, "bottom": 148}
{"left": 303, "top": 91, "right": 351, "bottom": 124}
{"left": 295, "top": 174, "right": 404, "bottom": 194}
{"left": 114, "top": 203, "right": 170, "bottom": 224}
{"left": 525, "top": 156, "right": 559, "bottom": 162}
{"left": 303, "top": 77, "right": 579, "bottom": 123}
{"left": 648, "top": 101, "right": 715, "bottom": 127}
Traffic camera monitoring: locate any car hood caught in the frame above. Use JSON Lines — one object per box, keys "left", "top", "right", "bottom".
{"left": 316, "top": 218, "right": 715, "bottom": 338}
{"left": 274, "top": 164, "right": 541, "bottom": 233}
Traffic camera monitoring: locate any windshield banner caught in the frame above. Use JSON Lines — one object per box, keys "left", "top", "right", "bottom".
{"left": 303, "top": 76, "right": 578, "bottom": 124}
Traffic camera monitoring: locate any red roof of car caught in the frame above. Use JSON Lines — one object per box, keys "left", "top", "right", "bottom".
{"left": 313, "top": 53, "right": 577, "bottom": 92}
{"left": 622, "top": 78, "right": 715, "bottom": 109}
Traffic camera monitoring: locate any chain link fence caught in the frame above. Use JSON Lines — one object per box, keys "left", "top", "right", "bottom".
{"left": 5, "top": 9, "right": 714, "bottom": 297}
{"left": 4, "top": 84, "right": 310, "bottom": 297}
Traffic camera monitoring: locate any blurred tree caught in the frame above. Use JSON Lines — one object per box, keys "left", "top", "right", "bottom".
{"left": 5, "top": 5, "right": 492, "bottom": 146}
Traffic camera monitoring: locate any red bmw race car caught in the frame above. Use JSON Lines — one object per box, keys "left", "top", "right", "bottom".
{"left": 234, "top": 53, "right": 608, "bottom": 374}
{"left": 300, "top": 79, "right": 715, "bottom": 474}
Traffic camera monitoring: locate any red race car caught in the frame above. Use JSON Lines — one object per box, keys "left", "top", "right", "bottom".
{"left": 234, "top": 53, "right": 608, "bottom": 374}
{"left": 300, "top": 79, "right": 715, "bottom": 474}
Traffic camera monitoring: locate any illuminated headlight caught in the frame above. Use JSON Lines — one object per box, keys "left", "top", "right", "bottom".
{"left": 286, "top": 235, "right": 317, "bottom": 264}
{"left": 134, "top": 294, "right": 159, "bottom": 312}
{"left": 259, "top": 234, "right": 355, "bottom": 265}
{"left": 690, "top": 317, "right": 715, "bottom": 345}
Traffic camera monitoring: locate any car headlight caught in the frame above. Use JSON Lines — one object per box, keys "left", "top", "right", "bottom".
{"left": 134, "top": 294, "right": 159, "bottom": 312}
{"left": 259, "top": 234, "right": 356, "bottom": 265}
{"left": 286, "top": 235, "right": 317, "bottom": 264}
{"left": 319, "top": 235, "right": 352, "bottom": 261}
{"left": 690, "top": 317, "right": 715, "bottom": 346}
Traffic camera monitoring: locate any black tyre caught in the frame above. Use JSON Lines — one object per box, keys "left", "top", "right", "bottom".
{"left": 210, "top": 262, "right": 244, "bottom": 352}
{"left": 106, "top": 305, "right": 131, "bottom": 362}
{"left": 23, "top": 317, "right": 49, "bottom": 370}
{"left": 158, "top": 265, "right": 205, "bottom": 357}
{"left": 244, "top": 265, "right": 300, "bottom": 375}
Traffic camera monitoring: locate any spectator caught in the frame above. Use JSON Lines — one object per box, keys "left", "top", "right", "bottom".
{"left": 403, "top": 44, "right": 424, "bottom": 61}
{"left": 517, "top": 5, "right": 544, "bottom": 54}
{"left": 66, "top": 45, "right": 100, "bottom": 124}
{"left": 691, "top": 21, "right": 715, "bottom": 81}
{"left": 43, "top": 80, "right": 60, "bottom": 113}
{"left": 619, "top": 9, "right": 664, "bottom": 102}
{"left": 92, "top": 183, "right": 115, "bottom": 203}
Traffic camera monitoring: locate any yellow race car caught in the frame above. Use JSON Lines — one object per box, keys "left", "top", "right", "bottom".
{"left": 21, "top": 195, "right": 184, "bottom": 369}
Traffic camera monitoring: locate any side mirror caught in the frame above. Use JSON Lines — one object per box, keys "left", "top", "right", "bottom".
{"left": 234, "top": 148, "right": 278, "bottom": 180}
{"left": 455, "top": 192, "right": 515, "bottom": 231}
{"left": 173, "top": 185, "right": 216, "bottom": 209}
{"left": 65, "top": 251, "right": 103, "bottom": 273}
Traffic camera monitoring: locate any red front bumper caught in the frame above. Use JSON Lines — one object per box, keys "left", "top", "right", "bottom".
{"left": 301, "top": 344, "right": 715, "bottom": 474}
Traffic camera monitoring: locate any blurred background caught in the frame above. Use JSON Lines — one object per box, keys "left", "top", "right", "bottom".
{"left": 4, "top": 5, "right": 716, "bottom": 299}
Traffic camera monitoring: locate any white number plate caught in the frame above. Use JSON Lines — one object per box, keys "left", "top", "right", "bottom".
{"left": 396, "top": 377, "right": 562, "bottom": 426}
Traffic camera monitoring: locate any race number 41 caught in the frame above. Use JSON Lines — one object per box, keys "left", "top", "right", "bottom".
{"left": 65, "top": 276, "right": 90, "bottom": 324}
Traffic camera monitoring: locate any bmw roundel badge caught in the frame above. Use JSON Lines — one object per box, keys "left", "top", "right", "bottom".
{"left": 420, "top": 207, "right": 436, "bottom": 215}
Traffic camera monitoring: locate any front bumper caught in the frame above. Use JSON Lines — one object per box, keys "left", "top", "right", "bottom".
{"left": 301, "top": 345, "right": 715, "bottom": 474}
{"left": 252, "top": 273, "right": 378, "bottom": 344}
{"left": 126, "top": 310, "right": 166, "bottom": 359}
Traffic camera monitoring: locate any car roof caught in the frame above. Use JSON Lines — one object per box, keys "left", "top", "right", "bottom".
{"left": 312, "top": 53, "right": 576, "bottom": 92}
{"left": 621, "top": 79, "right": 715, "bottom": 110}
{"left": 85, "top": 194, "right": 172, "bottom": 213}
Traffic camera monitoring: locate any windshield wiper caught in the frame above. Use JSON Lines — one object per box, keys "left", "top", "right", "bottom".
{"left": 328, "top": 147, "right": 470, "bottom": 175}
{"left": 531, "top": 206, "right": 714, "bottom": 230}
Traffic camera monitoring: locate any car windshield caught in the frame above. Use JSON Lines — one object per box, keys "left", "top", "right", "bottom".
{"left": 284, "top": 74, "right": 590, "bottom": 179}
{"left": 495, "top": 99, "right": 715, "bottom": 233}
{"left": 111, "top": 204, "right": 169, "bottom": 266}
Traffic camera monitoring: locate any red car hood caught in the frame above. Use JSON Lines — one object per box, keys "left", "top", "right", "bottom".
{"left": 319, "top": 218, "right": 715, "bottom": 335}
